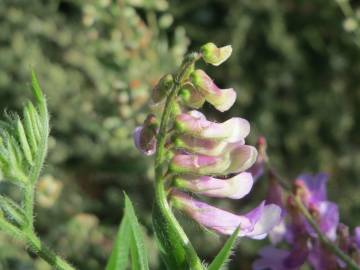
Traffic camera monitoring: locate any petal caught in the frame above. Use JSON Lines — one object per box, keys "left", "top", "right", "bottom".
{"left": 170, "top": 144, "right": 257, "bottom": 175}
{"left": 175, "top": 172, "right": 253, "bottom": 199}
{"left": 175, "top": 135, "right": 230, "bottom": 156}
{"left": 225, "top": 144, "right": 258, "bottom": 174}
{"left": 201, "top": 42, "right": 232, "bottom": 66}
{"left": 297, "top": 173, "right": 329, "bottom": 202}
{"left": 245, "top": 203, "right": 282, "bottom": 239}
{"left": 269, "top": 219, "right": 287, "bottom": 244}
{"left": 179, "top": 83, "right": 206, "bottom": 109}
{"left": 305, "top": 201, "right": 339, "bottom": 241}
{"left": 170, "top": 153, "right": 225, "bottom": 175}
{"left": 191, "top": 70, "right": 237, "bottom": 112}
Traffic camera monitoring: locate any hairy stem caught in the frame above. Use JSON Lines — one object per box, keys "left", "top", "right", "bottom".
{"left": 0, "top": 218, "right": 75, "bottom": 270}
{"left": 153, "top": 52, "right": 204, "bottom": 270}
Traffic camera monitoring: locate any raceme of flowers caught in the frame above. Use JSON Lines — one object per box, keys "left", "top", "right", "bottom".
{"left": 133, "top": 42, "right": 281, "bottom": 240}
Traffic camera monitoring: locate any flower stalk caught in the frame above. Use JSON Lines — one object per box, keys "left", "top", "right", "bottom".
{"left": 153, "top": 52, "right": 204, "bottom": 270}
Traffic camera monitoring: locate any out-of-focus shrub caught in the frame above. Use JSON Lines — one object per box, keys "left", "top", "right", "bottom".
{"left": 0, "top": 0, "right": 188, "bottom": 269}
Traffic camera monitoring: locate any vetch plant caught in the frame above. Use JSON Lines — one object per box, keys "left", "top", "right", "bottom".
{"left": 1, "top": 43, "right": 360, "bottom": 270}
{"left": 134, "top": 42, "right": 282, "bottom": 269}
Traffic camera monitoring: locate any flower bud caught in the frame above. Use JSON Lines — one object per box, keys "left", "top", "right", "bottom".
{"left": 174, "top": 172, "right": 253, "bottom": 199}
{"left": 133, "top": 114, "right": 158, "bottom": 156}
{"left": 191, "top": 70, "right": 236, "bottom": 112}
{"left": 200, "top": 42, "right": 232, "bottom": 66}
{"left": 171, "top": 191, "right": 281, "bottom": 238}
{"left": 152, "top": 74, "right": 174, "bottom": 103}
{"left": 175, "top": 111, "right": 250, "bottom": 143}
{"left": 179, "top": 83, "right": 205, "bottom": 109}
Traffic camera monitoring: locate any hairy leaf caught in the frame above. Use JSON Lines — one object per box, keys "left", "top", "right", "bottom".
{"left": 207, "top": 226, "right": 240, "bottom": 270}
{"left": 125, "top": 194, "right": 149, "bottom": 270}
{"left": 105, "top": 211, "right": 131, "bottom": 270}
{"left": 105, "top": 194, "right": 149, "bottom": 270}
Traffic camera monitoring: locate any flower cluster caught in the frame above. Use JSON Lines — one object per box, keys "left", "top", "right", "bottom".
{"left": 134, "top": 42, "right": 281, "bottom": 239}
{"left": 253, "top": 173, "right": 360, "bottom": 270}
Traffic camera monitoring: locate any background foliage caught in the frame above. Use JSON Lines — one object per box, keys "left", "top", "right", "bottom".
{"left": 0, "top": 0, "right": 359, "bottom": 269}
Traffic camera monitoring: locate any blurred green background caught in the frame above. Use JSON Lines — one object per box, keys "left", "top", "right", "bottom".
{"left": 0, "top": 0, "right": 360, "bottom": 269}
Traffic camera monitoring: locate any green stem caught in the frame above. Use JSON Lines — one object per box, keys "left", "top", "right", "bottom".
{"left": 0, "top": 218, "right": 75, "bottom": 270}
{"left": 23, "top": 184, "right": 35, "bottom": 231}
{"left": 293, "top": 197, "right": 360, "bottom": 270}
{"left": 153, "top": 52, "right": 204, "bottom": 270}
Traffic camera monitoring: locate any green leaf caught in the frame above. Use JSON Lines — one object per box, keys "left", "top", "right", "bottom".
{"left": 105, "top": 212, "right": 131, "bottom": 270}
{"left": 207, "top": 226, "right": 240, "bottom": 270}
{"left": 105, "top": 194, "right": 149, "bottom": 270}
{"left": 0, "top": 195, "right": 27, "bottom": 227}
{"left": 124, "top": 194, "right": 149, "bottom": 270}
{"left": 31, "top": 70, "right": 45, "bottom": 104}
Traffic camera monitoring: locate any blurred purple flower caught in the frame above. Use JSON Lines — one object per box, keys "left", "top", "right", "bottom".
{"left": 253, "top": 173, "right": 342, "bottom": 270}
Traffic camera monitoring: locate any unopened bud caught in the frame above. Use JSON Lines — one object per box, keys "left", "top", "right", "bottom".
{"left": 133, "top": 114, "right": 158, "bottom": 156}
{"left": 200, "top": 42, "right": 232, "bottom": 66}
{"left": 152, "top": 74, "right": 174, "bottom": 103}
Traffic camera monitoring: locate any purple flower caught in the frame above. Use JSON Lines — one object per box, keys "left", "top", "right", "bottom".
{"left": 174, "top": 172, "right": 253, "bottom": 199}
{"left": 174, "top": 135, "right": 229, "bottom": 156}
{"left": 175, "top": 110, "right": 250, "bottom": 143}
{"left": 172, "top": 191, "right": 281, "bottom": 239}
{"left": 170, "top": 143, "right": 257, "bottom": 175}
{"left": 295, "top": 174, "right": 339, "bottom": 240}
{"left": 296, "top": 173, "right": 328, "bottom": 204}
{"left": 190, "top": 70, "right": 236, "bottom": 112}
